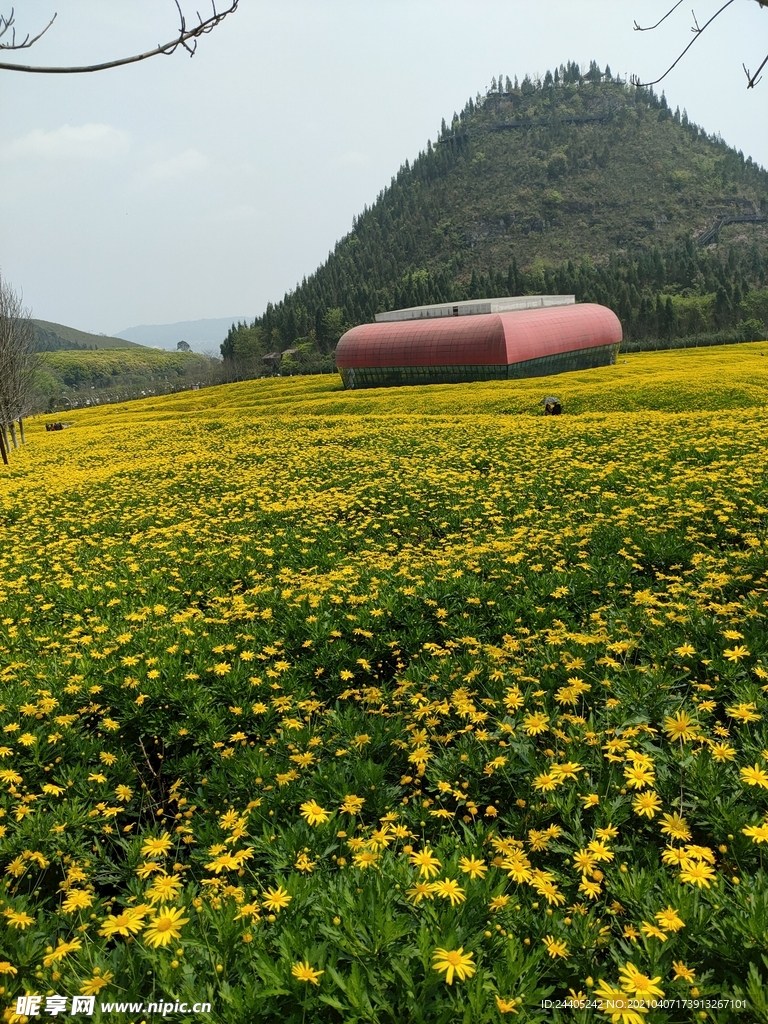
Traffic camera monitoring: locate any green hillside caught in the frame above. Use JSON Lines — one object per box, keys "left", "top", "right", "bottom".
{"left": 36, "top": 348, "right": 218, "bottom": 411}
{"left": 32, "top": 319, "right": 143, "bottom": 352}
{"left": 223, "top": 63, "right": 768, "bottom": 364}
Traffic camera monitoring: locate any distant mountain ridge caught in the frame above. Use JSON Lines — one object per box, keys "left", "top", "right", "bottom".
{"left": 115, "top": 318, "right": 248, "bottom": 354}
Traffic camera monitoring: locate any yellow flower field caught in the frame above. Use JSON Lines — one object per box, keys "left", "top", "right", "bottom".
{"left": 1, "top": 344, "right": 767, "bottom": 1022}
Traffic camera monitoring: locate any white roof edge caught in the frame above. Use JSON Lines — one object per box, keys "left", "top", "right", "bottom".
{"left": 374, "top": 295, "right": 576, "bottom": 322}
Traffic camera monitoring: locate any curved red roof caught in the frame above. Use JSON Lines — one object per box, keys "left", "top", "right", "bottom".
{"left": 335, "top": 303, "right": 622, "bottom": 368}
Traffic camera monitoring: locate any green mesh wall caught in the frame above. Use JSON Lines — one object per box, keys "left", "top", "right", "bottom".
{"left": 338, "top": 344, "right": 620, "bottom": 390}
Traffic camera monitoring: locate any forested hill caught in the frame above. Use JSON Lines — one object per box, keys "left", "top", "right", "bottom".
{"left": 223, "top": 62, "right": 768, "bottom": 365}
{"left": 32, "top": 320, "right": 143, "bottom": 352}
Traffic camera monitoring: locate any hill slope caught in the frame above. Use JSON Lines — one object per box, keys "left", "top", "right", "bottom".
{"left": 35, "top": 348, "right": 218, "bottom": 411}
{"left": 225, "top": 64, "right": 768, "bottom": 361}
{"left": 32, "top": 320, "right": 143, "bottom": 352}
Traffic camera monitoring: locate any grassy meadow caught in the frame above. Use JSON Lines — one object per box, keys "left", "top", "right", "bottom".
{"left": 1, "top": 343, "right": 768, "bottom": 1023}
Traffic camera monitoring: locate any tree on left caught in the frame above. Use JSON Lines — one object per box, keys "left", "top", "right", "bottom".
{"left": 0, "top": 0, "right": 238, "bottom": 74}
{"left": 0, "top": 273, "right": 38, "bottom": 464}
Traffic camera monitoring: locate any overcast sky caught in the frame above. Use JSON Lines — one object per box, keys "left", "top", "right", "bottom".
{"left": 1, "top": 0, "right": 766, "bottom": 336}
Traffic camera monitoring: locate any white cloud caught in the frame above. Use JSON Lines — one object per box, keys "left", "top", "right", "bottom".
{"left": 2, "top": 123, "right": 131, "bottom": 162}
{"left": 140, "top": 149, "right": 209, "bottom": 183}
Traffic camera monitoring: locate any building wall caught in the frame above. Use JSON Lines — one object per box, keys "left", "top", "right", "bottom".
{"left": 338, "top": 343, "right": 620, "bottom": 390}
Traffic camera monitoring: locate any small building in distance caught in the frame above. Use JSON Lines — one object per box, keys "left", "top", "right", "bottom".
{"left": 335, "top": 296, "right": 622, "bottom": 390}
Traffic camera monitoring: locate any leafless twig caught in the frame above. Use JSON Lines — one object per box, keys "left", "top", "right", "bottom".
{"left": 0, "top": 7, "right": 57, "bottom": 49}
{"left": 633, "top": 0, "right": 685, "bottom": 31}
{"left": 139, "top": 737, "right": 160, "bottom": 778}
{"left": 630, "top": 0, "right": 738, "bottom": 87}
{"left": 744, "top": 52, "right": 768, "bottom": 87}
{"left": 0, "top": 0, "right": 238, "bottom": 74}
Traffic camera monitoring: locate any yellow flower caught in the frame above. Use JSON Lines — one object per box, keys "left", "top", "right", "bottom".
{"left": 146, "top": 874, "right": 184, "bottom": 904}
{"left": 135, "top": 861, "right": 164, "bottom": 880}
{"left": 142, "top": 906, "right": 190, "bottom": 948}
{"left": 639, "top": 922, "right": 667, "bottom": 942}
{"left": 674, "top": 643, "right": 696, "bottom": 658}
{"left": 291, "top": 960, "right": 324, "bottom": 985}
{"left": 740, "top": 764, "right": 768, "bottom": 788}
{"left": 593, "top": 979, "right": 648, "bottom": 1023}
{"left": 632, "top": 790, "right": 662, "bottom": 818}
{"left": 678, "top": 860, "right": 716, "bottom": 888}
{"left": 458, "top": 855, "right": 487, "bottom": 879}
{"left": 623, "top": 764, "right": 655, "bottom": 789}
{"left": 141, "top": 834, "right": 173, "bottom": 858}
{"left": 62, "top": 889, "right": 94, "bottom": 913}
{"left": 532, "top": 771, "right": 559, "bottom": 791}
{"left": 406, "top": 882, "right": 435, "bottom": 904}
{"left": 352, "top": 850, "right": 380, "bottom": 870}
{"left": 723, "top": 645, "right": 750, "bottom": 662}
{"left": 80, "top": 969, "right": 114, "bottom": 995}
{"left": 115, "top": 785, "right": 133, "bottom": 802}
{"left": 3, "top": 909, "right": 35, "bottom": 929}
{"left": 579, "top": 876, "right": 602, "bottom": 900}
{"left": 710, "top": 742, "right": 736, "bottom": 762}
{"left": 742, "top": 823, "right": 768, "bottom": 844}
{"left": 339, "top": 795, "right": 365, "bottom": 815}
{"left": 431, "top": 946, "right": 476, "bottom": 985}
{"left": 431, "top": 878, "right": 466, "bottom": 905}
{"left": 262, "top": 885, "right": 292, "bottom": 912}
{"left": 522, "top": 711, "right": 549, "bottom": 736}
{"left": 726, "top": 702, "right": 760, "bottom": 722}
{"left": 659, "top": 813, "right": 691, "bottom": 842}
{"left": 409, "top": 847, "right": 442, "bottom": 878}
{"left": 662, "top": 711, "right": 699, "bottom": 743}
{"left": 41, "top": 783, "right": 66, "bottom": 796}
{"left": 672, "top": 961, "right": 695, "bottom": 983}
{"left": 661, "top": 846, "right": 689, "bottom": 867}
{"left": 619, "top": 962, "right": 664, "bottom": 1000}
{"left": 572, "top": 849, "right": 597, "bottom": 873}
{"left": 99, "top": 907, "right": 147, "bottom": 938}
{"left": 654, "top": 906, "right": 685, "bottom": 932}
{"left": 0, "top": 961, "right": 18, "bottom": 974}
{"left": 542, "top": 935, "right": 569, "bottom": 959}
{"left": 43, "top": 937, "right": 82, "bottom": 966}
{"left": 299, "top": 800, "right": 331, "bottom": 826}
{"left": 294, "top": 852, "right": 316, "bottom": 872}
{"left": 495, "top": 995, "right": 519, "bottom": 1014}
{"left": 594, "top": 824, "right": 619, "bottom": 840}
{"left": 502, "top": 851, "right": 533, "bottom": 883}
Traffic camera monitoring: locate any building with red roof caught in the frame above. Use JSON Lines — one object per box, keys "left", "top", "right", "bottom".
{"left": 335, "top": 297, "right": 622, "bottom": 389}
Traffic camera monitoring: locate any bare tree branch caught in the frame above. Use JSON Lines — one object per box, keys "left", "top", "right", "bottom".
{"left": 0, "top": 0, "right": 238, "bottom": 74}
{"left": 631, "top": 0, "right": 738, "bottom": 87}
{"left": 0, "top": 272, "right": 39, "bottom": 460}
{"left": 633, "top": 0, "right": 686, "bottom": 32}
{"left": 0, "top": 8, "right": 57, "bottom": 49}
{"left": 744, "top": 51, "right": 768, "bottom": 86}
